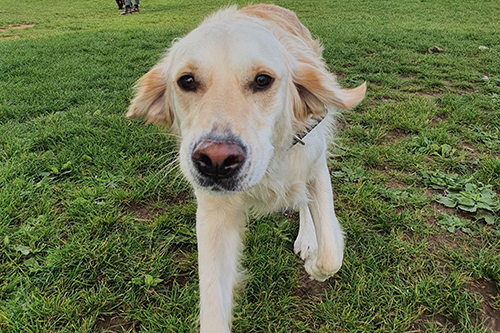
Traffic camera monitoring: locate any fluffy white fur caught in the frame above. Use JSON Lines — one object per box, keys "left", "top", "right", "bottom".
{"left": 126, "top": 4, "right": 366, "bottom": 332}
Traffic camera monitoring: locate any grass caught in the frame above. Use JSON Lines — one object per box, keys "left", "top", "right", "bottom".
{"left": 1, "top": 0, "right": 500, "bottom": 332}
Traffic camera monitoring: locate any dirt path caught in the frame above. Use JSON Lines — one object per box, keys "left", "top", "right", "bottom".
{"left": 0, "top": 24, "right": 35, "bottom": 32}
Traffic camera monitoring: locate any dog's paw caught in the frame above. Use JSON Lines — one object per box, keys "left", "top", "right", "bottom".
{"left": 294, "top": 228, "right": 317, "bottom": 261}
{"left": 304, "top": 250, "right": 342, "bottom": 282}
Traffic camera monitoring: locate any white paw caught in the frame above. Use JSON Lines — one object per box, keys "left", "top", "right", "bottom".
{"left": 304, "top": 249, "right": 342, "bottom": 282}
{"left": 294, "top": 228, "right": 317, "bottom": 261}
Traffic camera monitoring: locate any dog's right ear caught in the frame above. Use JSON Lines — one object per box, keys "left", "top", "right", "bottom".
{"left": 126, "top": 61, "right": 174, "bottom": 127}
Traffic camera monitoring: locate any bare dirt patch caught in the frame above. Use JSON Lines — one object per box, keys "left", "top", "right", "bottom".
{"left": 125, "top": 192, "right": 192, "bottom": 221}
{"left": 380, "top": 97, "right": 396, "bottom": 103}
{"left": 0, "top": 24, "right": 35, "bottom": 32}
{"left": 416, "top": 90, "right": 442, "bottom": 99}
{"left": 430, "top": 114, "right": 447, "bottom": 125}
{"left": 430, "top": 202, "right": 476, "bottom": 222}
{"left": 463, "top": 143, "right": 477, "bottom": 153}
{"left": 400, "top": 75, "right": 417, "bottom": 82}
{"left": 443, "top": 80, "right": 453, "bottom": 89}
{"left": 426, "top": 232, "right": 460, "bottom": 251}
{"left": 336, "top": 120, "right": 347, "bottom": 130}
{"left": 386, "top": 179, "right": 407, "bottom": 189}
{"left": 466, "top": 278, "right": 500, "bottom": 332}
{"left": 295, "top": 269, "right": 329, "bottom": 299}
{"left": 125, "top": 201, "right": 163, "bottom": 221}
{"left": 426, "top": 203, "right": 462, "bottom": 251}
{"left": 430, "top": 202, "right": 457, "bottom": 217}
{"left": 425, "top": 188, "right": 445, "bottom": 197}
{"left": 375, "top": 164, "right": 395, "bottom": 172}
{"left": 94, "top": 315, "right": 140, "bottom": 332}
{"left": 163, "top": 191, "right": 193, "bottom": 205}
{"left": 426, "top": 202, "right": 483, "bottom": 252}
{"left": 367, "top": 97, "right": 396, "bottom": 109}
{"left": 167, "top": 250, "right": 195, "bottom": 288}
{"left": 384, "top": 128, "right": 407, "bottom": 143}
{"left": 444, "top": 80, "right": 480, "bottom": 95}
{"left": 410, "top": 311, "right": 458, "bottom": 331}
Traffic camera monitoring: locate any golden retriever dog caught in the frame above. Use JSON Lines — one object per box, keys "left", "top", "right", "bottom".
{"left": 126, "top": 4, "right": 366, "bottom": 332}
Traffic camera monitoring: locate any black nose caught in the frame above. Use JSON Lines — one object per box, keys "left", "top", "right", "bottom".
{"left": 192, "top": 140, "right": 246, "bottom": 179}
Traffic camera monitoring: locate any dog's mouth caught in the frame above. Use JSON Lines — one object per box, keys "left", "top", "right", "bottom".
{"left": 194, "top": 174, "right": 246, "bottom": 193}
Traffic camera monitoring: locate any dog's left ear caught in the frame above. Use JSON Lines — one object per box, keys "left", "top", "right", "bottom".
{"left": 293, "top": 62, "right": 366, "bottom": 122}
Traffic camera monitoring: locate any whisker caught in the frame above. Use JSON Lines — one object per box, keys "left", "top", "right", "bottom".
{"left": 168, "top": 169, "right": 188, "bottom": 191}
{"left": 153, "top": 163, "right": 182, "bottom": 191}
{"left": 151, "top": 150, "right": 180, "bottom": 165}
{"left": 143, "top": 132, "right": 182, "bottom": 139}
{"left": 148, "top": 156, "right": 180, "bottom": 187}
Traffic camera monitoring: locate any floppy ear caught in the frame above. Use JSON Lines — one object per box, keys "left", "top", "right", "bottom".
{"left": 126, "top": 61, "right": 174, "bottom": 127}
{"left": 293, "top": 61, "right": 366, "bottom": 122}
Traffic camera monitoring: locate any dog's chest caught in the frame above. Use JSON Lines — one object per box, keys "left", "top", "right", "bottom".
{"left": 244, "top": 156, "right": 312, "bottom": 215}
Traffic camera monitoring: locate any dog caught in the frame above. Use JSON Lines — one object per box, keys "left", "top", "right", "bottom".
{"left": 126, "top": 4, "right": 366, "bottom": 332}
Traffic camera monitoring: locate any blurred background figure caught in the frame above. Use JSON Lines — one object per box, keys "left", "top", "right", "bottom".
{"left": 115, "top": 0, "right": 124, "bottom": 9}
{"left": 120, "top": 0, "right": 139, "bottom": 15}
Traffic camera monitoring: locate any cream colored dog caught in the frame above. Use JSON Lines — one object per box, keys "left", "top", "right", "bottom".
{"left": 126, "top": 4, "right": 366, "bottom": 332}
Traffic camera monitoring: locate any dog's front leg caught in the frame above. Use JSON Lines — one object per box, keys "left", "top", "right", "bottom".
{"left": 195, "top": 190, "right": 246, "bottom": 333}
{"left": 305, "top": 158, "right": 344, "bottom": 282}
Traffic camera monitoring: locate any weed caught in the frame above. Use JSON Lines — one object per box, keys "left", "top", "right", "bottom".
{"left": 132, "top": 274, "right": 164, "bottom": 288}
{"left": 435, "top": 183, "right": 498, "bottom": 223}
{"left": 411, "top": 136, "right": 457, "bottom": 158}
{"left": 422, "top": 170, "right": 470, "bottom": 190}
{"left": 423, "top": 170, "right": 499, "bottom": 227}
{"left": 331, "top": 166, "right": 368, "bottom": 182}
{"left": 437, "top": 213, "right": 473, "bottom": 235}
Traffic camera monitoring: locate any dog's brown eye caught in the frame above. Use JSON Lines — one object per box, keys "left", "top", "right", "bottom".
{"left": 178, "top": 75, "right": 197, "bottom": 91}
{"left": 253, "top": 74, "right": 274, "bottom": 91}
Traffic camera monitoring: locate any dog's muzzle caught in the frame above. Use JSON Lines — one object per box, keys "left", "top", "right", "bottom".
{"left": 191, "top": 139, "right": 247, "bottom": 191}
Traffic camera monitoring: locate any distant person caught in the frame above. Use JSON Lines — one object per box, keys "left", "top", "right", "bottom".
{"left": 115, "top": 0, "right": 124, "bottom": 9}
{"left": 120, "top": 0, "right": 139, "bottom": 15}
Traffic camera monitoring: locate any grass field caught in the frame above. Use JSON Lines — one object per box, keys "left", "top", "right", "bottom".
{"left": 1, "top": 0, "right": 500, "bottom": 332}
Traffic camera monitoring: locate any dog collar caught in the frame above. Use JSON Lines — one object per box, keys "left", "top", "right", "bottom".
{"left": 292, "top": 110, "right": 328, "bottom": 146}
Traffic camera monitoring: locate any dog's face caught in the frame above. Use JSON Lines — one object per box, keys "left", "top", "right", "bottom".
{"left": 127, "top": 9, "right": 366, "bottom": 193}
{"left": 172, "top": 20, "right": 291, "bottom": 192}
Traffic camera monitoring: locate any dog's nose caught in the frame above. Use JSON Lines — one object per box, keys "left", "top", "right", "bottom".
{"left": 192, "top": 140, "right": 246, "bottom": 179}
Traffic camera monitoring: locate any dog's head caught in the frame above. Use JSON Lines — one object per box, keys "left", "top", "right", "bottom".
{"left": 126, "top": 5, "right": 366, "bottom": 193}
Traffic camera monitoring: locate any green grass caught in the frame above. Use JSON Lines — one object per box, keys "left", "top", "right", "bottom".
{"left": 1, "top": 0, "right": 500, "bottom": 332}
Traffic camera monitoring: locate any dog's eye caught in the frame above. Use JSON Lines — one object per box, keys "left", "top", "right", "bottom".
{"left": 177, "top": 75, "right": 197, "bottom": 91}
{"left": 253, "top": 74, "right": 274, "bottom": 91}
